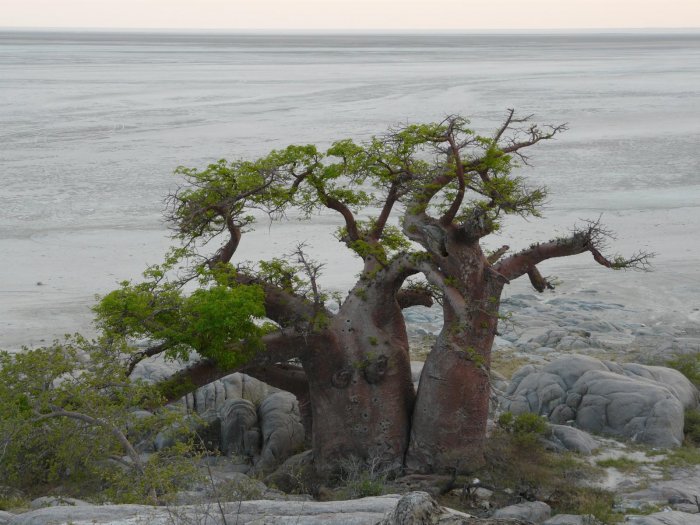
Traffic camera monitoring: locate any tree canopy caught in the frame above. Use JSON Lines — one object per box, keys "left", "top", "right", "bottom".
{"left": 2, "top": 112, "right": 650, "bottom": 485}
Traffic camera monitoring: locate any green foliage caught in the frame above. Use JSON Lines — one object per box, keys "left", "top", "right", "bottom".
{"left": 0, "top": 337, "right": 196, "bottom": 501}
{"left": 684, "top": 409, "right": 700, "bottom": 446}
{"left": 497, "top": 411, "right": 548, "bottom": 439}
{"left": 479, "top": 423, "right": 619, "bottom": 523}
{"left": 94, "top": 262, "right": 266, "bottom": 369}
{"left": 657, "top": 445, "right": 700, "bottom": 468}
{"left": 666, "top": 352, "right": 700, "bottom": 387}
{"left": 596, "top": 456, "right": 641, "bottom": 472}
{"left": 101, "top": 443, "right": 203, "bottom": 504}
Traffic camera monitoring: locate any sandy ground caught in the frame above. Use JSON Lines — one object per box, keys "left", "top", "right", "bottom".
{"left": 2, "top": 32, "right": 698, "bottom": 351}
{"left": 1, "top": 200, "right": 698, "bottom": 351}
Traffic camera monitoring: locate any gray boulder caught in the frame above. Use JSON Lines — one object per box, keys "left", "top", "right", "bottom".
{"left": 183, "top": 372, "right": 279, "bottom": 414}
{"left": 29, "top": 496, "right": 90, "bottom": 509}
{"left": 492, "top": 501, "right": 551, "bottom": 523}
{"left": 504, "top": 355, "right": 698, "bottom": 447}
{"left": 545, "top": 424, "right": 601, "bottom": 455}
{"left": 0, "top": 512, "right": 13, "bottom": 525}
{"left": 256, "top": 391, "right": 306, "bottom": 473}
{"left": 625, "top": 511, "right": 700, "bottom": 524}
{"left": 543, "top": 515, "right": 602, "bottom": 525}
{"left": 218, "top": 398, "right": 261, "bottom": 459}
{"left": 9, "top": 494, "right": 405, "bottom": 524}
{"left": 624, "top": 466, "right": 700, "bottom": 508}
{"left": 380, "top": 491, "right": 443, "bottom": 524}
{"left": 264, "top": 450, "right": 314, "bottom": 493}
{"left": 380, "top": 491, "right": 477, "bottom": 524}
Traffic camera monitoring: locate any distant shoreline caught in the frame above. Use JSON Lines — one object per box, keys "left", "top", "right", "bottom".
{"left": 1, "top": 27, "right": 699, "bottom": 36}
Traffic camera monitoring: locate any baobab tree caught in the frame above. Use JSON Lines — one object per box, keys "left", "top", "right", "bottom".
{"left": 96, "top": 112, "right": 648, "bottom": 475}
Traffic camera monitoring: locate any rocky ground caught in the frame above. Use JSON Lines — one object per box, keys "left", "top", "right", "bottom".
{"left": 3, "top": 291, "right": 700, "bottom": 524}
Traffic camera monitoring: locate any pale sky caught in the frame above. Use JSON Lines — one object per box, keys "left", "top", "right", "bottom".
{"left": 1, "top": 0, "right": 698, "bottom": 30}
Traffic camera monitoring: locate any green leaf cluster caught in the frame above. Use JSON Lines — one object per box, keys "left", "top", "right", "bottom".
{"left": 94, "top": 262, "right": 266, "bottom": 369}
{"left": 0, "top": 337, "right": 194, "bottom": 500}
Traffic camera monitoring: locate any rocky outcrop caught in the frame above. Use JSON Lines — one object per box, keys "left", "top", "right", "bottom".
{"left": 503, "top": 355, "right": 698, "bottom": 447}
{"left": 219, "top": 398, "right": 260, "bottom": 459}
{"left": 256, "top": 392, "right": 306, "bottom": 473}
{"left": 625, "top": 511, "right": 700, "bottom": 524}
{"left": 543, "top": 515, "right": 603, "bottom": 525}
{"left": 137, "top": 364, "right": 305, "bottom": 472}
{"left": 492, "top": 501, "right": 551, "bottom": 523}
{"left": 544, "top": 424, "right": 601, "bottom": 455}
{"left": 6, "top": 492, "right": 494, "bottom": 525}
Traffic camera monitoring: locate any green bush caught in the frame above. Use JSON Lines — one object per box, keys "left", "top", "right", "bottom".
{"left": 666, "top": 353, "right": 700, "bottom": 387}
{"left": 0, "top": 337, "right": 198, "bottom": 503}
{"left": 684, "top": 409, "right": 700, "bottom": 446}
{"left": 473, "top": 416, "right": 620, "bottom": 523}
{"left": 497, "top": 411, "right": 548, "bottom": 446}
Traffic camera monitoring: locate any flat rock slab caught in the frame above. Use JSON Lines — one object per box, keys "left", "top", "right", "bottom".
{"left": 7, "top": 492, "right": 539, "bottom": 525}
{"left": 624, "top": 465, "right": 700, "bottom": 507}
{"left": 543, "top": 515, "right": 602, "bottom": 525}
{"left": 9, "top": 496, "right": 405, "bottom": 525}
{"left": 492, "top": 501, "right": 551, "bottom": 523}
{"left": 625, "top": 511, "right": 700, "bottom": 524}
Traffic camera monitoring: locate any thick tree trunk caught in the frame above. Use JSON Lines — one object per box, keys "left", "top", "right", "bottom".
{"left": 405, "top": 243, "right": 503, "bottom": 474}
{"left": 302, "top": 283, "right": 415, "bottom": 474}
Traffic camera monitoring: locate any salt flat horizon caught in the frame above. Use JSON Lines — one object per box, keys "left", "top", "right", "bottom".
{"left": 1, "top": 30, "right": 698, "bottom": 350}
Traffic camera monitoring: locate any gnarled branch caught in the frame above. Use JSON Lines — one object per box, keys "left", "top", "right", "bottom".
{"left": 156, "top": 329, "right": 326, "bottom": 403}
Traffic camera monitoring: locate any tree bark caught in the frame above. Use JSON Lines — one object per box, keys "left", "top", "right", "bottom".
{"left": 406, "top": 239, "right": 503, "bottom": 473}
{"left": 302, "top": 280, "right": 415, "bottom": 474}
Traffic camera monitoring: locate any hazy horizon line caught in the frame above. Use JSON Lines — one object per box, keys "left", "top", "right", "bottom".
{"left": 2, "top": 26, "right": 699, "bottom": 34}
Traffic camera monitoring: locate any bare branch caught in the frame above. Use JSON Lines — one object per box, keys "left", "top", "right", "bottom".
{"left": 486, "top": 245, "right": 510, "bottom": 264}
{"left": 396, "top": 286, "right": 434, "bottom": 309}
{"left": 158, "top": 329, "right": 326, "bottom": 403}
{"left": 293, "top": 243, "right": 326, "bottom": 308}
{"left": 439, "top": 134, "right": 467, "bottom": 226}
{"left": 370, "top": 181, "right": 400, "bottom": 240}
{"left": 316, "top": 186, "right": 361, "bottom": 242}
{"left": 126, "top": 342, "right": 170, "bottom": 376}
{"left": 494, "top": 219, "right": 653, "bottom": 285}
{"left": 527, "top": 266, "right": 554, "bottom": 293}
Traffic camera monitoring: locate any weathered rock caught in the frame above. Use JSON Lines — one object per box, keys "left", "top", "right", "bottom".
{"left": 544, "top": 424, "right": 601, "bottom": 455}
{"left": 0, "top": 511, "right": 14, "bottom": 525}
{"left": 543, "top": 515, "right": 603, "bottom": 525}
{"left": 264, "top": 450, "right": 314, "bottom": 493}
{"left": 380, "top": 491, "right": 525, "bottom": 524}
{"left": 256, "top": 391, "right": 305, "bottom": 473}
{"left": 624, "top": 465, "right": 700, "bottom": 507}
{"left": 624, "top": 511, "right": 700, "bottom": 524}
{"left": 218, "top": 398, "right": 260, "bottom": 459}
{"left": 9, "top": 494, "right": 405, "bottom": 524}
{"left": 29, "top": 496, "right": 91, "bottom": 509}
{"left": 184, "top": 373, "right": 279, "bottom": 414}
{"left": 492, "top": 501, "right": 551, "bottom": 523}
{"left": 503, "top": 355, "right": 698, "bottom": 447}
{"left": 380, "top": 491, "right": 443, "bottom": 524}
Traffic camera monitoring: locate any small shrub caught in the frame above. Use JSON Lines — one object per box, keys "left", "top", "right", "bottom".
{"left": 475, "top": 420, "right": 618, "bottom": 523}
{"left": 550, "top": 486, "right": 622, "bottom": 524}
{"left": 666, "top": 353, "right": 700, "bottom": 387}
{"left": 658, "top": 446, "right": 700, "bottom": 468}
{"left": 684, "top": 409, "right": 700, "bottom": 446}
{"left": 497, "top": 411, "right": 548, "bottom": 446}
{"left": 334, "top": 455, "right": 389, "bottom": 500}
